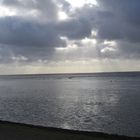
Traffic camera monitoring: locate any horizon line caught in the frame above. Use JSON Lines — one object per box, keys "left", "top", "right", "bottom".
{"left": 0, "top": 70, "right": 140, "bottom": 76}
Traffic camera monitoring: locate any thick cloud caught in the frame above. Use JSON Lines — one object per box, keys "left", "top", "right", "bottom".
{"left": 1, "top": 0, "right": 58, "bottom": 21}
{"left": 97, "top": 0, "right": 140, "bottom": 41}
{"left": 98, "top": 0, "right": 140, "bottom": 25}
{"left": 0, "top": 0, "right": 140, "bottom": 65}
{"left": 55, "top": 18, "right": 92, "bottom": 39}
{"left": 0, "top": 17, "right": 66, "bottom": 47}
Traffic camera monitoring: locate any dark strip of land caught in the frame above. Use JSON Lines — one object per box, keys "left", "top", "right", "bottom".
{"left": 0, "top": 120, "right": 139, "bottom": 140}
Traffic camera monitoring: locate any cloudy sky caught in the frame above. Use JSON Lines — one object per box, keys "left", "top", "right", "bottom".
{"left": 0, "top": 0, "right": 140, "bottom": 74}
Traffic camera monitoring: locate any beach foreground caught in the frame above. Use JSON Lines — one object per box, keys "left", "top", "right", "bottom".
{"left": 0, "top": 120, "right": 139, "bottom": 140}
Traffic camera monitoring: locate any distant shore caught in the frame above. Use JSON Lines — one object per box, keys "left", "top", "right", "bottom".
{"left": 0, "top": 71, "right": 140, "bottom": 77}
{"left": 0, "top": 120, "right": 139, "bottom": 140}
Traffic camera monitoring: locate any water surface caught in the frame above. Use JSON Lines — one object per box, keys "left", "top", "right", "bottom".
{"left": 0, "top": 72, "right": 140, "bottom": 137}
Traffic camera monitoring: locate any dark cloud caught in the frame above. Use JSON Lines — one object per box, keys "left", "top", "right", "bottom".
{"left": 55, "top": 18, "right": 92, "bottom": 39}
{"left": 98, "top": 0, "right": 140, "bottom": 25}
{"left": 0, "top": 0, "right": 140, "bottom": 64}
{"left": 94, "top": 0, "right": 140, "bottom": 59}
{"left": 97, "top": 0, "right": 140, "bottom": 42}
{"left": 57, "top": 0, "right": 71, "bottom": 13}
{"left": 1, "top": 0, "right": 59, "bottom": 21}
{"left": 117, "top": 41, "right": 140, "bottom": 59}
{"left": 0, "top": 17, "right": 66, "bottom": 47}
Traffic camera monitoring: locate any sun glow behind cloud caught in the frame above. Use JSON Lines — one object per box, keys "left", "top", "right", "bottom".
{"left": 0, "top": 6, "right": 16, "bottom": 17}
{"left": 58, "top": 11, "right": 69, "bottom": 20}
{"left": 65, "top": 0, "right": 98, "bottom": 7}
{"left": 0, "top": 0, "right": 140, "bottom": 74}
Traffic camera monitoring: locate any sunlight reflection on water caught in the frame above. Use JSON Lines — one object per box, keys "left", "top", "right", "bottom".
{"left": 0, "top": 74, "right": 140, "bottom": 137}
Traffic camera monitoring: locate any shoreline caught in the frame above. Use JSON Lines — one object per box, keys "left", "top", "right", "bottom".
{"left": 0, "top": 120, "right": 139, "bottom": 140}
{"left": 0, "top": 71, "right": 140, "bottom": 77}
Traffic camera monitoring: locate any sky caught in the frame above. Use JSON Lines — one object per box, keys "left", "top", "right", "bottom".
{"left": 0, "top": 0, "right": 140, "bottom": 74}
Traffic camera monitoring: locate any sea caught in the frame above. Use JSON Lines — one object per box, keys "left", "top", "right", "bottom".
{"left": 0, "top": 72, "right": 140, "bottom": 137}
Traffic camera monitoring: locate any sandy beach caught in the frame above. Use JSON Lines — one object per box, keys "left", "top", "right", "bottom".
{"left": 0, "top": 120, "right": 139, "bottom": 140}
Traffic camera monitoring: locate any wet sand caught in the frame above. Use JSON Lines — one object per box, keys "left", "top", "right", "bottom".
{"left": 0, "top": 120, "right": 139, "bottom": 140}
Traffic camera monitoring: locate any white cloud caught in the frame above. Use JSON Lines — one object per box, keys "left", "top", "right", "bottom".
{"left": 11, "top": 55, "right": 28, "bottom": 61}
{"left": 65, "top": 0, "right": 98, "bottom": 7}
{"left": 81, "top": 37, "right": 97, "bottom": 46}
{"left": 58, "top": 11, "right": 69, "bottom": 20}
{"left": 103, "top": 40, "right": 117, "bottom": 46}
{"left": 0, "top": 0, "right": 140, "bottom": 74}
{"left": 101, "top": 47, "right": 116, "bottom": 53}
{"left": 0, "top": 6, "right": 17, "bottom": 17}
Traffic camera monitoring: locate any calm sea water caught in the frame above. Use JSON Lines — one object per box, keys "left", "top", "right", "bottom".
{"left": 0, "top": 72, "right": 140, "bottom": 137}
